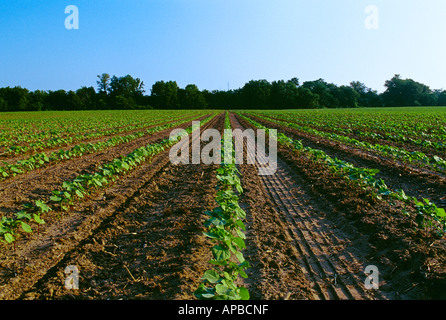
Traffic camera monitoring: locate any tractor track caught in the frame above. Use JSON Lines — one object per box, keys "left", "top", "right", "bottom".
{"left": 231, "top": 113, "right": 389, "bottom": 300}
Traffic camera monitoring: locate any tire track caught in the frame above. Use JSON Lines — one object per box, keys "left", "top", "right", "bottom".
{"left": 231, "top": 113, "right": 389, "bottom": 300}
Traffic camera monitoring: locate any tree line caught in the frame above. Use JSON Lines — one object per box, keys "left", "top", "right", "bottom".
{"left": 1, "top": 73, "right": 446, "bottom": 111}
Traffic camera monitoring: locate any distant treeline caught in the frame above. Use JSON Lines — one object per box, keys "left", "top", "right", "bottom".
{"left": 1, "top": 73, "right": 446, "bottom": 111}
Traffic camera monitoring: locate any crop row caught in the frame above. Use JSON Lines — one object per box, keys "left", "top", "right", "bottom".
{"left": 261, "top": 108, "right": 446, "bottom": 138}
{"left": 1, "top": 111, "right": 199, "bottom": 156}
{"left": 249, "top": 113, "right": 446, "bottom": 175}
{"left": 238, "top": 113, "right": 446, "bottom": 236}
{"left": 0, "top": 113, "right": 206, "bottom": 181}
{"left": 0, "top": 114, "right": 217, "bottom": 248}
{"left": 263, "top": 112, "right": 446, "bottom": 152}
{"left": 195, "top": 112, "right": 250, "bottom": 300}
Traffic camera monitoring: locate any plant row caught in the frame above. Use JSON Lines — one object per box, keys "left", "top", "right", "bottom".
{"left": 260, "top": 109, "right": 446, "bottom": 140}
{"left": 1, "top": 111, "right": 198, "bottom": 156}
{"left": 0, "top": 113, "right": 205, "bottom": 181}
{"left": 0, "top": 114, "right": 216, "bottom": 248}
{"left": 238, "top": 113, "right": 446, "bottom": 236}
{"left": 264, "top": 112, "right": 446, "bottom": 152}
{"left": 195, "top": 111, "right": 250, "bottom": 300}
{"left": 250, "top": 113, "right": 446, "bottom": 175}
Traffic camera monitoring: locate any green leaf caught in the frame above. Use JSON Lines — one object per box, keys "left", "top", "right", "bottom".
{"left": 203, "top": 231, "right": 220, "bottom": 239}
{"left": 234, "top": 250, "right": 245, "bottom": 263}
{"left": 239, "top": 268, "right": 248, "bottom": 279}
{"left": 235, "top": 207, "right": 246, "bottom": 219}
{"left": 238, "top": 287, "right": 250, "bottom": 300}
{"left": 233, "top": 236, "right": 246, "bottom": 249}
{"left": 235, "top": 228, "right": 246, "bottom": 239}
{"left": 215, "top": 283, "right": 229, "bottom": 296}
{"left": 202, "top": 269, "right": 221, "bottom": 284}
{"left": 35, "top": 200, "right": 51, "bottom": 213}
{"left": 50, "top": 195, "right": 62, "bottom": 202}
{"left": 194, "top": 283, "right": 216, "bottom": 300}
{"left": 208, "top": 259, "right": 227, "bottom": 266}
{"left": 10, "top": 166, "right": 22, "bottom": 174}
{"left": 33, "top": 214, "right": 45, "bottom": 225}
{"left": 4, "top": 233, "right": 15, "bottom": 243}
{"left": 20, "top": 221, "right": 32, "bottom": 233}
{"left": 212, "top": 245, "right": 231, "bottom": 261}
{"left": 75, "top": 189, "right": 84, "bottom": 198}
{"left": 93, "top": 178, "right": 102, "bottom": 187}
{"left": 436, "top": 207, "right": 446, "bottom": 218}
{"left": 235, "top": 219, "right": 246, "bottom": 231}
{"left": 16, "top": 210, "right": 31, "bottom": 220}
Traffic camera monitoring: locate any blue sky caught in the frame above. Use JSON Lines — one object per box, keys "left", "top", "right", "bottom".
{"left": 1, "top": 0, "right": 445, "bottom": 93}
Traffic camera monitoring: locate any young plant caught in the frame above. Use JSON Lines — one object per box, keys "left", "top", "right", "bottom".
{"left": 195, "top": 115, "right": 250, "bottom": 300}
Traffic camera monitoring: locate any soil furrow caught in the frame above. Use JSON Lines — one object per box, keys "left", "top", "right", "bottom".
{"left": 231, "top": 113, "right": 386, "bottom": 300}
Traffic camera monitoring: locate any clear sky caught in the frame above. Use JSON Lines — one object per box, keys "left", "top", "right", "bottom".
{"left": 1, "top": 0, "right": 445, "bottom": 94}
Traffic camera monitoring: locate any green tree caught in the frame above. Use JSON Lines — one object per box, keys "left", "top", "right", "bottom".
{"left": 0, "top": 86, "right": 30, "bottom": 111}
{"left": 108, "top": 75, "right": 145, "bottom": 109}
{"left": 382, "top": 74, "right": 436, "bottom": 107}
{"left": 179, "top": 84, "right": 207, "bottom": 109}
{"left": 151, "top": 80, "right": 180, "bottom": 109}
{"left": 66, "top": 90, "right": 84, "bottom": 110}
{"left": 76, "top": 86, "right": 96, "bottom": 109}
{"left": 296, "top": 86, "right": 319, "bottom": 109}
{"left": 270, "top": 79, "right": 299, "bottom": 109}
{"left": 335, "top": 85, "right": 359, "bottom": 108}
{"left": 109, "top": 75, "right": 144, "bottom": 98}
{"left": 46, "top": 90, "right": 68, "bottom": 110}
{"left": 302, "top": 79, "right": 339, "bottom": 108}
{"left": 241, "top": 79, "right": 272, "bottom": 109}
{"left": 437, "top": 90, "right": 446, "bottom": 106}
{"left": 114, "top": 95, "right": 135, "bottom": 109}
{"left": 0, "top": 97, "right": 7, "bottom": 111}
{"left": 28, "top": 90, "right": 48, "bottom": 111}
{"left": 96, "top": 73, "right": 111, "bottom": 95}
